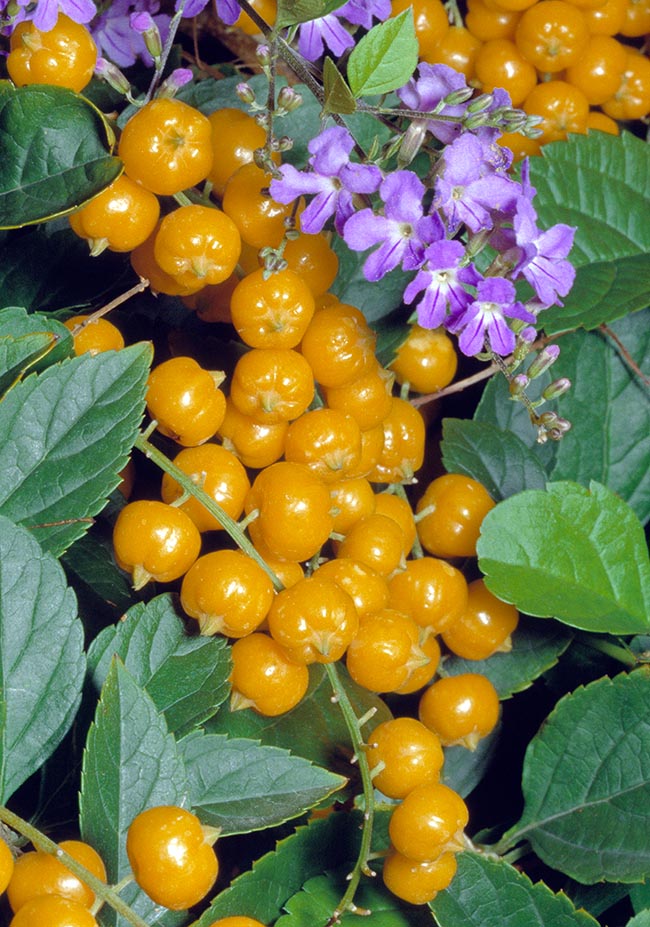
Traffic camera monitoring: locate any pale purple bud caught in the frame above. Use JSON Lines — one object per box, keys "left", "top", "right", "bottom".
{"left": 509, "top": 374, "right": 529, "bottom": 397}
{"left": 256, "top": 44, "right": 271, "bottom": 68}
{"left": 542, "top": 377, "right": 572, "bottom": 401}
{"left": 130, "top": 12, "right": 162, "bottom": 60}
{"left": 519, "top": 326, "right": 537, "bottom": 344}
{"left": 157, "top": 68, "right": 194, "bottom": 97}
{"left": 94, "top": 58, "right": 132, "bottom": 96}
{"left": 528, "top": 344, "right": 561, "bottom": 379}
{"left": 236, "top": 82, "right": 256, "bottom": 105}
{"left": 277, "top": 86, "right": 303, "bottom": 113}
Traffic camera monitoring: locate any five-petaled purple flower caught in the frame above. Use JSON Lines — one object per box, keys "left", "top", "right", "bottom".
{"left": 446, "top": 277, "right": 536, "bottom": 357}
{"left": 343, "top": 171, "right": 444, "bottom": 281}
{"left": 404, "top": 239, "right": 482, "bottom": 330}
{"left": 4, "top": 0, "right": 95, "bottom": 32}
{"left": 269, "top": 126, "right": 382, "bottom": 235}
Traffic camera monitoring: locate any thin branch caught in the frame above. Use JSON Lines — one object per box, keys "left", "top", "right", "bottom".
{"left": 600, "top": 323, "right": 650, "bottom": 388}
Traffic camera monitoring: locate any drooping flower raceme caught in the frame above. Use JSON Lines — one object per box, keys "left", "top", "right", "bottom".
{"left": 269, "top": 126, "right": 383, "bottom": 235}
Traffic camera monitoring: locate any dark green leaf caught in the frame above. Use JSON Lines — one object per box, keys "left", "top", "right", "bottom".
{"left": 323, "top": 58, "right": 357, "bottom": 115}
{"left": 276, "top": 0, "right": 344, "bottom": 28}
{"left": 0, "top": 83, "right": 121, "bottom": 228}
{"left": 331, "top": 235, "right": 411, "bottom": 324}
{"left": 80, "top": 659, "right": 189, "bottom": 927}
{"left": 277, "top": 871, "right": 433, "bottom": 926}
{"left": 62, "top": 529, "right": 135, "bottom": 633}
{"left": 0, "top": 342, "right": 152, "bottom": 556}
{"left": 87, "top": 594, "right": 231, "bottom": 737}
{"left": 628, "top": 914, "right": 650, "bottom": 927}
{"left": 442, "top": 616, "right": 573, "bottom": 699}
{"left": 207, "top": 663, "right": 391, "bottom": 771}
{"left": 179, "top": 731, "right": 346, "bottom": 834}
{"left": 0, "top": 307, "right": 73, "bottom": 393}
{"left": 194, "top": 813, "right": 366, "bottom": 925}
{"left": 630, "top": 881, "right": 650, "bottom": 913}
{"left": 501, "top": 671, "right": 650, "bottom": 884}
{"left": 549, "top": 314, "right": 650, "bottom": 525}
{"left": 477, "top": 481, "right": 650, "bottom": 634}
{"left": 347, "top": 11, "right": 418, "bottom": 97}
{"left": 442, "top": 724, "right": 500, "bottom": 799}
{"left": 431, "top": 852, "right": 599, "bottom": 926}
{"left": 568, "top": 881, "right": 631, "bottom": 918}
{"left": 0, "top": 515, "right": 84, "bottom": 802}
{"left": 441, "top": 418, "right": 548, "bottom": 500}
{"left": 528, "top": 132, "right": 650, "bottom": 333}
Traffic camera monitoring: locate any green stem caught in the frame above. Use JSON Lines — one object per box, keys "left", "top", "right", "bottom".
{"left": 577, "top": 633, "right": 640, "bottom": 667}
{"left": 134, "top": 432, "right": 283, "bottom": 590}
{"left": 323, "top": 663, "right": 376, "bottom": 924}
{"left": 0, "top": 806, "right": 147, "bottom": 927}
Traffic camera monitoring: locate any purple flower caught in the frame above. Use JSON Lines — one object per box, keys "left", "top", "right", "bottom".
{"left": 91, "top": 0, "right": 170, "bottom": 67}
{"left": 297, "top": 13, "right": 355, "bottom": 60}
{"left": 510, "top": 198, "right": 576, "bottom": 307}
{"left": 8, "top": 0, "right": 96, "bottom": 31}
{"left": 404, "top": 239, "right": 482, "bottom": 329}
{"left": 397, "top": 63, "right": 470, "bottom": 144}
{"left": 177, "top": 0, "right": 210, "bottom": 16}
{"left": 343, "top": 171, "right": 443, "bottom": 281}
{"left": 338, "top": 0, "right": 390, "bottom": 28}
{"left": 269, "top": 126, "right": 382, "bottom": 235}
{"left": 446, "top": 277, "right": 536, "bottom": 356}
{"left": 214, "top": 0, "right": 240, "bottom": 24}
{"left": 435, "top": 132, "right": 520, "bottom": 234}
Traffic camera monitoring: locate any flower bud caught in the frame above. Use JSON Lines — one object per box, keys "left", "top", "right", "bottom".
{"left": 398, "top": 119, "right": 427, "bottom": 167}
{"left": 277, "top": 86, "right": 303, "bottom": 113}
{"left": 509, "top": 374, "right": 529, "bottom": 398}
{"left": 157, "top": 68, "right": 194, "bottom": 98}
{"left": 528, "top": 344, "right": 560, "bottom": 379}
{"left": 542, "top": 377, "right": 571, "bottom": 401}
{"left": 130, "top": 12, "right": 163, "bottom": 61}
{"left": 95, "top": 58, "right": 133, "bottom": 96}
{"left": 442, "top": 87, "right": 474, "bottom": 106}
{"left": 467, "top": 93, "right": 492, "bottom": 114}
{"left": 236, "top": 82, "right": 256, "bottom": 105}
{"left": 256, "top": 44, "right": 272, "bottom": 68}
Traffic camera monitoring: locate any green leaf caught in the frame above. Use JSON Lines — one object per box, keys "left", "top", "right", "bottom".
{"left": 0, "top": 83, "right": 121, "bottom": 229}
{"left": 277, "top": 871, "right": 433, "bottom": 926}
{"left": 442, "top": 725, "right": 500, "bottom": 799}
{"left": 431, "top": 852, "right": 599, "bottom": 926}
{"left": 0, "top": 307, "right": 73, "bottom": 393}
{"left": 276, "top": 0, "right": 344, "bottom": 28}
{"left": 0, "top": 342, "right": 152, "bottom": 556}
{"left": 501, "top": 670, "right": 650, "bottom": 884}
{"left": 80, "top": 659, "right": 189, "bottom": 927}
{"left": 61, "top": 529, "right": 135, "bottom": 634}
{"left": 347, "top": 11, "right": 418, "bottom": 97}
{"left": 568, "top": 881, "right": 632, "bottom": 919}
{"left": 195, "top": 813, "right": 367, "bottom": 925}
{"left": 331, "top": 235, "right": 411, "bottom": 324}
{"left": 323, "top": 58, "right": 357, "bottom": 115}
{"left": 441, "top": 418, "right": 548, "bottom": 501}
{"left": 631, "top": 882, "right": 650, "bottom": 914}
{"left": 87, "top": 593, "right": 231, "bottom": 737}
{"left": 179, "top": 731, "right": 346, "bottom": 834}
{"left": 548, "top": 314, "right": 650, "bottom": 525}
{"left": 477, "top": 481, "right": 650, "bottom": 634}
{"left": 207, "top": 663, "right": 391, "bottom": 771}
{"left": 628, "top": 914, "right": 650, "bottom": 927}
{"left": 528, "top": 132, "right": 650, "bottom": 333}
{"left": 0, "top": 515, "right": 85, "bottom": 802}
{"left": 442, "top": 616, "right": 573, "bottom": 699}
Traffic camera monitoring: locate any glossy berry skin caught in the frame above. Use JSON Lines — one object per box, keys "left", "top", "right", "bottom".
{"left": 7, "top": 840, "right": 106, "bottom": 912}
{"left": 154, "top": 205, "right": 241, "bottom": 290}
{"left": 68, "top": 175, "right": 160, "bottom": 254}
{"left": 387, "top": 557, "right": 469, "bottom": 634}
{"left": 206, "top": 107, "right": 274, "bottom": 197}
{"left": 283, "top": 233, "right": 339, "bottom": 296}
{"left": 564, "top": 34, "right": 627, "bottom": 105}
{"left": 113, "top": 500, "right": 201, "bottom": 589}
{"left": 523, "top": 80, "right": 589, "bottom": 143}
{"left": 366, "top": 717, "right": 444, "bottom": 799}
{"left": 300, "top": 303, "right": 376, "bottom": 389}
{"left": 118, "top": 98, "right": 214, "bottom": 196}
{"left": 161, "top": 444, "right": 250, "bottom": 533}
{"left": 284, "top": 409, "right": 363, "bottom": 483}
{"left": 181, "top": 549, "right": 274, "bottom": 637}
{"left": 0, "top": 838, "right": 13, "bottom": 895}
{"left": 218, "top": 398, "right": 288, "bottom": 470}
{"left": 230, "top": 632, "right": 309, "bottom": 716}
{"left": 9, "top": 895, "right": 99, "bottom": 927}
{"left": 267, "top": 575, "right": 359, "bottom": 664}
{"left": 315, "top": 558, "right": 389, "bottom": 618}
{"left": 390, "top": 325, "right": 458, "bottom": 395}
{"left": 324, "top": 361, "right": 394, "bottom": 433}
{"left": 126, "top": 806, "right": 218, "bottom": 910}
{"left": 63, "top": 315, "right": 125, "bottom": 356}
{"left": 388, "top": 782, "right": 469, "bottom": 862}
{"left": 245, "top": 462, "right": 333, "bottom": 562}
{"left": 368, "top": 397, "right": 426, "bottom": 484}
{"left": 442, "top": 578, "right": 519, "bottom": 660}
{"left": 222, "top": 163, "right": 296, "bottom": 249}
{"left": 336, "top": 513, "right": 406, "bottom": 577}
{"left": 328, "top": 477, "right": 376, "bottom": 535}
{"left": 346, "top": 609, "right": 431, "bottom": 693}
{"left": 8, "top": 14, "right": 97, "bottom": 92}
{"left": 392, "top": 0, "right": 449, "bottom": 59}
{"left": 373, "top": 493, "right": 417, "bottom": 557}
{"left": 230, "top": 268, "right": 315, "bottom": 349}
{"left": 416, "top": 473, "right": 495, "bottom": 559}
{"left": 425, "top": 25, "right": 481, "bottom": 79}
{"left": 601, "top": 51, "right": 650, "bottom": 121}
{"left": 131, "top": 224, "right": 203, "bottom": 297}
{"left": 146, "top": 356, "right": 226, "bottom": 447}
{"left": 419, "top": 673, "right": 500, "bottom": 749}
{"left": 466, "top": 0, "right": 521, "bottom": 41}
{"left": 382, "top": 850, "right": 457, "bottom": 905}
{"left": 394, "top": 633, "right": 441, "bottom": 695}
{"left": 515, "top": 0, "right": 589, "bottom": 72}
{"left": 205, "top": 919, "right": 268, "bottom": 927}
{"left": 230, "top": 348, "right": 314, "bottom": 425}
{"left": 474, "top": 38, "right": 538, "bottom": 106}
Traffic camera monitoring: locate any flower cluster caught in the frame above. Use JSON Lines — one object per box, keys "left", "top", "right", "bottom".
{"left": 270, "top": 63, "right": 576, "bottom": 360}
